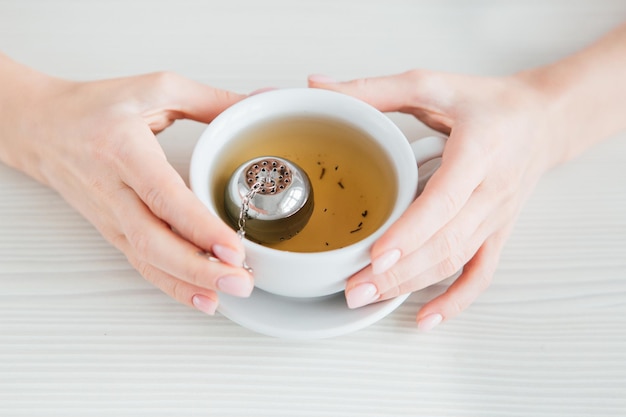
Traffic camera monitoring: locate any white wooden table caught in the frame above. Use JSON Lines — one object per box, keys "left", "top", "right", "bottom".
{"left": 1, "top": 1, "right": 625, "bottom": 415}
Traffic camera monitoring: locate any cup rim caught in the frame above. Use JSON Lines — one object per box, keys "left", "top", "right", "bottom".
{"left": 190, "top": 87, "right": 418, "bottom": 260}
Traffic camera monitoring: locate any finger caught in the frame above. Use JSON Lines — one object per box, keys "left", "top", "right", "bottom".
{"left": 308, "top": 70, "right": 457, "bottom": 114}
{"left": 115, "top": 124, "right": 246, "bottom": 268}
{"left": 127, "top": 256, "right": 219, "bottom": 315}
{"left": 346, "top": 224, "right": 483, "bottom": 308}
{"left": 415, "top": 232, "right": 506, "bottom": 332}
{"left": 249, "top": 87, "right": 278, "bottom": 96}
{"left": 114, "top": 185, "right": 253, "bottom": 298}
{"left": 134, "top": 72, "right": 246, "bottom": 124}
{"left": 374, "top": 213, "right": 493, "bottom": 302}
{"left": 370, "top": 130, "right": 488, "bottom": 274}
{"left": 346, "top": 188, "right": 493, "bottom": 308}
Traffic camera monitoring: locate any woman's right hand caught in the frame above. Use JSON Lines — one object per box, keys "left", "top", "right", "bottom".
{"left": 0, "top": 53, "right": 253, "bottom": 315}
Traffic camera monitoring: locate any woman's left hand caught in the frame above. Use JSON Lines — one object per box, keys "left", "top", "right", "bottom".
{"left": 309, "top": 70, "right": 572, "bottom": 330}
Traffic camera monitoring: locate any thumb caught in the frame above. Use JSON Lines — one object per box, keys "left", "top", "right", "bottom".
{"left": 135, "top": 72, "right": 247, "bottom": 124}
{"left": 308, "top": 70, "right": 458, "bottom": 112}
{"left": 308, "top": 70, "right": 457, "bottom": 131}
{"left": 166, "top": 75, "right": 246, "bottom": 123}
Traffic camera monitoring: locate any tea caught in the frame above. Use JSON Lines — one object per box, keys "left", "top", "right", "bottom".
{"left": 211, "top": 116, "right": 397, "bottom": 252}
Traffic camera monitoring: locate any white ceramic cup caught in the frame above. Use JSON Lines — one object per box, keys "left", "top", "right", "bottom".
{"left": 190, "top": 88, "right": 445, "bottom": 298}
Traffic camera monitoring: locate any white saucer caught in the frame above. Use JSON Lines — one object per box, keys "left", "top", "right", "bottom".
{"left": 217, "top": 287, "right": 410, "bottom": 340}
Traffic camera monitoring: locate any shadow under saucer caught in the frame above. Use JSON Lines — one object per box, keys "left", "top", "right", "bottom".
{"left": 217, "top": 287, "right": 410, "bottom": 339}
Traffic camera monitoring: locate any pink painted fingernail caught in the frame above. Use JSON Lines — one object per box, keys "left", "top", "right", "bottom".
{"left": 372, "top": 249, "right": 401, "bottom": 275}
{"left": 192, "top": 294, "right": 218, "bottom": 315}
{"left": 217, "top": 275, "right": 253, "bottom": 297}
{"left": 212, "top": 244, "right": 245, "bottom": 268}
{"left": 417, "top": 313, "right": 443, "bottom": 332}
{"left": 346, "top": 283, "right": 380, "bottom": 309}
{"left": 308, "top": 74, "right": 338, "bottom": 84}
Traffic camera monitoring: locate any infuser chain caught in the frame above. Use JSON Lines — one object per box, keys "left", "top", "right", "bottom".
{"left": 236, "top": 178, "right": 275, "bottom": 275}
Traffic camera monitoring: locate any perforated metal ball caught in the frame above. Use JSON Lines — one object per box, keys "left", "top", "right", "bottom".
{"left": 224, "top": 156, "right": 314, "bottom": 244}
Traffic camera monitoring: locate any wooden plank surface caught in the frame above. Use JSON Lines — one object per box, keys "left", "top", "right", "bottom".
{"left": 1, "top": 1, "right": 625, "bottom": 415}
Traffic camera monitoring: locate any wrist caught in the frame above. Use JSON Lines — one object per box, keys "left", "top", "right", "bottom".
{"left": 513, "top": 23, "right": 626, "bottom": 165}
{"left": 0, "top": 54, "right": 71, "bottom": 182}
{"left": 511, "top": 66, "right": 585, "bottom": 166}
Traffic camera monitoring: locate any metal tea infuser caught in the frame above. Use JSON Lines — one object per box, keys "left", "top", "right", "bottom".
{"left": 200, "top": 156, "right": 313, "bottom": 274}
{"left": 224, "top": 156, "right": 314, "bottom": 245}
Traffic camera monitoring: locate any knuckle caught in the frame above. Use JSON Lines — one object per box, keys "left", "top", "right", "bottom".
{"left": 404, "top": 68, "right": 425, "bottom": 81}
{"left": 209, "top": 88, "right": 240, "bottom": 109}
{"left": 403, "top": 69, "right": 434, "bottom": 90}
{"left": 146, "top": 70, "right": 180, "bottom": 91}
{"left": 180, "top": 257, "right": 213, "bottom": 289}
{"left": 448, "top": 296, "right": 468, "bottom": 316}
{"left": 127, "top": 228, "right": 151, "bottom": 259}
{"left": 352, "top": 77, "right": 376, "bottom": 103}
{"left": 432, "top": 188, "right": 464, "bottom": 219}
{"left": 88, "top": 128, "right": 137, "bottom": 175}
{"left": 127, "top": 257, "right": 154, "bottom": 282}
{"left": 379, "top": 267, "right": 405, "bottom": 295}
{"left": 85, "top": 173, "right": 123, "bottom": 206}
{"left": 402, "top": 70, "right": 425, "bottom": 107}
{"left": 133, "top": 259, "right": 191, "bottom": 305}
{"left": 403, "top": 69, "right": 444, "bottom": 97}
{"left": 445, "top": 269, "right": 494, "bottom": 317}
{"left": 381, "top": 285, "right": 401, "bottom": 300}
{"left": 168, "top": 279, "right": 189, "bottom": 303}
{"left": 439, "top": 253, "right": 465, "bottom": 278}
{"left": 376, "top": 266, "right": 414, "bottom": 298}
{"left": 143, "top": 185, "right": 167, "bottom": 217}
{"left": 353, "top": 77, "right": 371, "bottom": 90}
{"left": 396, "top": 279, "right": 420, "bottom": 298}
{"left": 440, "top": 227, "right": 463, "bottom": 257}
{"left": 85, "top": 173, "right": 107, "bottom": 196}
{"left": 90, "top": 132, "right": 123, "bottom": 165}
{"left": 187, "top": 265, "right": 208, "bottom": 288}
{"left": 136, "top": 261, "right": 153, "bottom": 280}
{"left": 110, "top": 232, "right": 128, "bottom": 251}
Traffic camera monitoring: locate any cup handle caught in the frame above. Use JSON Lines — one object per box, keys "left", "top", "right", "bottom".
{"left": 410, "top": 135, "right": 447, "bottom": 195}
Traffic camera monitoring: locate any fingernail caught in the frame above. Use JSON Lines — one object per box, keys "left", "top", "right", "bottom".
{"left": 217, "top": 275, "right": 253, "bottom": 297}
{"left": 372, "top": 249, "right": 401, "bottom": 275}
{"left": 192, "top": 294, "right": 218, "bottom": 315}
{"left": 346, "top": 283, "right": 380, "bottom": 309}
{"left": 308, "top": 74, "right": 338, "bottom": 84}
{"left": 417, "top": 313, "right": 443, "bottom": 332}
{"left": 212, "top": 244, "right": 245, "bottom": 268}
